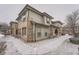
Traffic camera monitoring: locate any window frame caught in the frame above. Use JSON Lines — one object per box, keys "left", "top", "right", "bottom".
{"left": 37, "top": 32, "right": 41, "bottom": 37}
{"left": 45, "top": 32, "right": 47, "bottom": 36}
{"left": 22, "top": 27, "right": 26, "bottom": 36}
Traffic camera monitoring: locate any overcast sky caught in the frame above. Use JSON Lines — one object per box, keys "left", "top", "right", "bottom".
{"left": 0, "top": 4, "right": 79, "bottom": 25}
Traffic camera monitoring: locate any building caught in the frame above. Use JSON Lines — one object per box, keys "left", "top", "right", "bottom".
{"left": 62, "top": 25, "right": 79, "bottom": 35}
{"left": 10, "top": 4, "right": 63, "bottom": 42}
{"left": 51, "top": 21, "right": 63, "bottom": 36}
{"left": 0, "top": 23, "right": 9, "bottom": 35}
{"left": 10, "top": 21, "right": 18, "bottom": 37}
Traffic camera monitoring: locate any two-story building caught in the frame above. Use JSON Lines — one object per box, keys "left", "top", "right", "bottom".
{"left": 10, "top": 4, "right": 63, "bottom": 42}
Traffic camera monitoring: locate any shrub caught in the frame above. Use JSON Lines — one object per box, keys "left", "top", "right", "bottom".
{"left": 0, "top": 42, "right": 7, "bottom": 55}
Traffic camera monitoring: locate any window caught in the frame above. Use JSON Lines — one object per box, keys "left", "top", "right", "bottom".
{"left": 22, "top": 27, "right": 26, "bottom": 35}
{"left": 45, "top": 32, "right": 47, "bottom": 36}
{"left": 47, "top": 21, "right": 50, "bottom": 23}
{"left": 46, "top": 18, "right": 50, "bottom": 24}
{"left": 23, "top": 17, "right": 26, "bottom": 21}
{"left": 18, "top": 29, "right": 21, "bottom": 35}
{"left": 37, "top": 32, "right": 41, "bottom": 37}
{"left": 16, "top": 29, "right": 18, "bottom": 35}
{"left": 22, "top": 15, "right": 26, "bottom": 22}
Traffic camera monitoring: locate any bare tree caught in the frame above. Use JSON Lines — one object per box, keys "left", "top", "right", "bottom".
{"left": 66, "top": 10, "right": 79, "bottom": 37}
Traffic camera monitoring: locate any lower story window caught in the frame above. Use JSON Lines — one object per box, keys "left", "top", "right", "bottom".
{"left": 11, "top": 28, "right": 14, "bottom": 34}
{"left": 45, "top": 32, "right": 47, "bottom": 36}
{"left": 37, "top": 32, "right": 41, "bottom": 37}
{"left": 22, "top": 27, "right": 26, "bottom": 35}
{"left": 16, "top": 29, "right": 18, "bottom": 35}
{"left": 18, "top": 29, "right": 21, "bottom": 35}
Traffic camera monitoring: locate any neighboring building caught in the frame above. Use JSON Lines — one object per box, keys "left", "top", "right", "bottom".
{"left": 62, "top": 26, "right": 73, "bottom": 35}
{"left": 62, "top": 25, "right": 79, "bottom": 35}
{"left": 10, "top": 21, "right": 18, "bottom": 37}
{"left": 51, "top": 21, "right": 63, "bottom": 36}
{"left": 10, "top": 4, "right": 63, "bottom": 42}
{"left": 0, "top": 23, "right": 9, "bottom": 34}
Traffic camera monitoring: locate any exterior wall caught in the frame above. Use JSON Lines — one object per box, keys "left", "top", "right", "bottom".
{"left": 51, "top": 22, "right": 63, "bottom": 36}
{"left": 17, "top": 11, "right": 28, "bottom": 41}
{"left": 56, "top": 27, "right": 62, "bottom": 36}
{"left": 50, "top": 26, "right": 62, "bottom": 37}
{"left": 35, "top": 24, "right": 50, "bottom": 41}
{"left": 52, "top": 28, "right": 57, "bottom": 36}
{"left": 58, "top": 27, "right": 62, "bottom": 35}
{"left": 27, "top": 10, "right": 51, "bottom": 42}
{"left": 29, "top": 10, "right": 44, "bottom": 23}
{"left": 18, "top": 21, "right": 27, "bottom": 41}
{"left": 50, "top": 26, "right": 56, "bottom": 37}
{"left": 10, "top": 23, "right": 18, "bottom": 37}
{"left": 43, "top": 16, "right": 51, "bottom": 25}
{"left": 28, "top": 10, "right": 53, "bottom": 41}
{"left": 27, "top": 20, "right": 33, "bottom": 42}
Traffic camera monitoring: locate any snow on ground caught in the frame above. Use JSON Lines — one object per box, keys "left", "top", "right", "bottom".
{"left": 35, "top": 35, "right": 72, "bottom": 54}
{"left": 4, "top": 36, "right": 34, "bottom": 55}
{"left": 46, "top": 39, "right": 79, "bottom": 55}
{"left": 0, "top": 34, "right": 73, "bottom": 55}
{"left": 0, "top": 34, "right": 4, "bottom": 37}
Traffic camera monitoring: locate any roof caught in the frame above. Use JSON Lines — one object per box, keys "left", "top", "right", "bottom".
{"left": 10, "top": 21, "right": 18, "bottom": 25}
{"left": 43, "top": 12, "right": 54, "bottom": 19}
{"left": 18, "top": 4, "right": 53, "bottom": 19}
{"left": 50, "top": 24, "right": 60, "bottom": 28}
{"left": 19, "top": 4, "right": 43, "bottom": 16}
{"left": 30, "top": 20, "right": 60, "bottom": 28}
{"left": 30, "top": 20, "right": 50, "bottom": 27}
{"left": 51, "top": 21, "right": 63, "bottom": 25}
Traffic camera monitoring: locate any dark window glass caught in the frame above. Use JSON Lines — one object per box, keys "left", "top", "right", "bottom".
{"left": 18, "top": 29, "right": 21, "bottom": 35}
{"left": 37, "top": 32, "right": 41, "bottom": 37}
{"left": 23, "top": 17, "right": 26, "bottom": 21}
{"left": 45, "top": 32, "right": 47, "bottom": 36}
{"left": 16, "top": 29, "right": 18, "bottom": 35}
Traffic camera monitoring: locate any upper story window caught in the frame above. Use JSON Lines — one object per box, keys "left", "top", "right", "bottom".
{"left": 22, "top": 16, "right": 26, "bottom": 22}
{"left": 23, "top": 17, "right": 26, "bottom": 21}
{"left": 45, "top": 32, "right": 47, "bottom": 36}
{"left": 46, "top": 18, "right": 50, "bottom": 24}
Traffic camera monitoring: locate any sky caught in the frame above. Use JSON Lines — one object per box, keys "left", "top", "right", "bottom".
{"left": 0, "top": 4, "right": 79, "bottom": 25}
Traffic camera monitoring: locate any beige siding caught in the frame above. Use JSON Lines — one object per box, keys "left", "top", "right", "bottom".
{"left": 29, "top": 10, "right": 44, "bottom": 23}
{"left": 43, "top": 16, "right": 51, "bottom": 25}
{"left": 36, "top": 24, "right": 50, "bottom": 41}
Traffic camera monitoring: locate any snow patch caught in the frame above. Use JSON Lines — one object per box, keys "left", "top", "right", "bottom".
{"left": 0, "top": 34, "right": 72, "bottom": 55}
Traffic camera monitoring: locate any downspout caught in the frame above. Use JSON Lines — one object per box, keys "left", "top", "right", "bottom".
{"left": 33, "top": 23, "right": 36, "bottom": 42}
